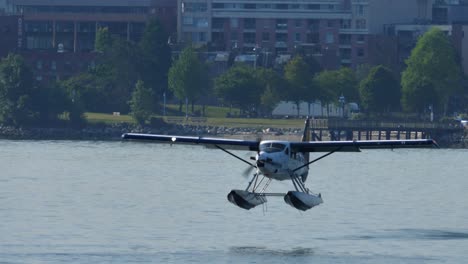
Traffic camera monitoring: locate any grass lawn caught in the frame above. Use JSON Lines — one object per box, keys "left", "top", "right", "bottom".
{"left": 85, "top": 106, "right": 305, "bottom": 129}
{"left": 85, "top": 112, "right": 134, "bottom": 124}
{"left": 206, "top": 117, "right": 304, "bottom": 128}
{"left": 164, "top": 104, "right": 239, "bottom": 118}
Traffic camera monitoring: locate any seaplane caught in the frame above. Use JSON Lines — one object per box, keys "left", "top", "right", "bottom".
{"left": 122, "top": 118, "right": 437, "bottom": 211}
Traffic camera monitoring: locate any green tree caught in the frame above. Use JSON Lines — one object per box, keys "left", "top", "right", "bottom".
{"left": 58, "top": 75, "right": 90, "bottom": 126}
{"left": 139, "top": 18, "right": 172, "bottom": 104}
{"left": 60, "top": 73, "right": 100, "bottom": 111}
{"left": 0, "top": 54, "right": 37, "bottom": 125}
{"left": 314, "top": 70, "right": 339, "bottom": 116}
{"left": 168, "top": 46, "right": 210, "bottom": 114}
{"left": 95, "top": 27, "right": 113, "bottom": 53}
{"left": 214, "top": 64, "right": 262, "bottom": 115}
{"left": 336, "top": 67, "right": 359, "bottom": 103}
{"left": 257, "top": 68, "right": 285, "bottom": 115}
{"left": 91, "top": 37, "right": 140, "bottom": 113}
{"left": 284, "top": 56, "right": 317, "bottom": 117}
{"left": 314, "top": 68, "right": 359, "bottom": 116}
{"left": 33, "top": 83, "right": 70, "bottom": 124}
{"left": 401, "top": 27, "right": 462, "bottom": 114}
{"left": 129, "top": 80, "right": 154, "bottom": 125}
{"left": 359, "top": 65, "right": 401, "bottom": 114}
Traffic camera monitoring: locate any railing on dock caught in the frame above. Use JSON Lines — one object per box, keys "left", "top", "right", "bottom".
{"left": 309, "top": 119, "right": 464, "bottom": 141}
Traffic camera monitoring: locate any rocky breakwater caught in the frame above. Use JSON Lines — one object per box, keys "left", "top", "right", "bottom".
{"left": 0, "top": 123, "right": 304, "bottom": 141}
{"left": 0, "top": 123, "right": 135, "bottom": 140}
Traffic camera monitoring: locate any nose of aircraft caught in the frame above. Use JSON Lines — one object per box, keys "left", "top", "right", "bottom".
{"left": 256, "top": 153, "right": 277, "bottom": 174}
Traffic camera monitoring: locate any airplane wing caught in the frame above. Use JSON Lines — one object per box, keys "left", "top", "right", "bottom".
{"left": 123, "top": 133, "right": 437, "bottom": 152}
{"left": 290, "top": 139, "right": 438, "bottom": 153}
{"left": 122, "top": 133, "right": 260, "bottom": 151}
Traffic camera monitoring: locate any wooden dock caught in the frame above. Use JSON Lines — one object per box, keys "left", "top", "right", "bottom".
{"left": 310, "top": 119, "right": 464, "bottom": 141}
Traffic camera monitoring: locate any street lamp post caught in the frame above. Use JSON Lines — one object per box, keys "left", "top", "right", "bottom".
{"left": 339, "top": 94, "right": 345, "bottom": 118}
{"left": 163, "top": 92, "right": 166, "bottom": 117}
{"left": 429, "top": 104, "right": 434, "bottom": 122}
{"left": 253, "top": 45, "right": 260, "bottom": 69}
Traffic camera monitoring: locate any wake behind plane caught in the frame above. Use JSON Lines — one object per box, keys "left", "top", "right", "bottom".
{"left": 122, "top": 118, "right": 438, "bottom": 211}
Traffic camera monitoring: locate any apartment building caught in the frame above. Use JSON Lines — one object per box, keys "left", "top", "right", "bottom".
{"left": 0, "top": 15, "right": 20, "bottom": 58}
{"left": 382, "top": 1, "right": 468, "bottom": 75}
{"left": 177, "top": 0, "right": 431, "bottom": 69}
{"left": 2, "top": 0, "right": 176, "bottom": 82}
{"left": 10, "top": 0, "right": 175, "bottom": 52}
{"left": 432, "top": 0, "right": 468, "bottom": 24}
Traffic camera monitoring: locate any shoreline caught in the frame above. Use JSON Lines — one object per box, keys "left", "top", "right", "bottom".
{"left": 0, "top": 123, "right": 466, "bottom": 148}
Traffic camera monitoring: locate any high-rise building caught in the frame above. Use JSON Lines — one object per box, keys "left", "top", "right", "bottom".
{"left": 177, "top": 0, "right": 431, "bottom": 69}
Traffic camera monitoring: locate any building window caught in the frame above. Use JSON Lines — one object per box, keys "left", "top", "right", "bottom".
{"left": 231, "top": 31, "right": 238, "bottom": 41}
{"left": 340, "top": 19, "right": 351, "bottom": 29}
{"left": 244, "top": 18, "right": 256, "bottom": 29}
{"left": 230, "top": 18, "right": 239, "bottom": 28}
{"left": 243, "top": 32, "right": 255, "bottom": 44}
{"left": 51, "top": 61, "right": 57, "bottom": 70}
{"left": 357, "top": 48, "right": 365, "bottom": 57}
{"left": 276, "top": 19, "right": 288, "bottom": 30}
{"left": 306, "top": 33, "right": 319, "bottom": 44}
{"left": 191, "top": 32, "right": 206, "bottom": 42}
{"left": 355, "top": 5, "right": 364, "bottom": 16}
{"left": 183, "top": 17, "right": 193, "bottom": 26}
{"left": 212, "top": 18, "right": 224, "bottom": 29}
{"left": 355, "top": 19, "right": 367, "bottom": 29}
{"left": 262, "top": 32, "right": 270, "bottom": 41}
{"left": 244, "top": 3, "right": 256, "bottom": 9}
{"left": 183, "top": 2, "right": 207, "bottom": 12}
{"left": 276, "top": 4, "right": 288, "bottom": 10}
{"left": 308, "top": 4, "right": 320, "bottom": 10}
{"left": 327, "top": 20, "right": 334, "bottom": 28}
{"left": 308, "top": 19, "right": 319, "bottom": 31}
{"left": 295, "top": 20, "right": 302, "bottom": 28}
{"left": 339, "top": 34, "right": 351, "bottom": 45}
{"left": 326, "top": 32, "right": 334, "bottom": 44}
{"left": 36, "top": 60, "right": 42, "bottom": 69}
{"left": 195, "top": 18, "right": 208, "bottom": 28}
{"left": 340, "top": 48, "right": 351, "bottom": 60}
{"left": 276, "top": 33, "right": 287, "bottom": 42}
{"left": 295, "top": 33, "right": 301, "bottom": 42}
{"left": 356, "top": 34, "right": 365, "bottom": 43}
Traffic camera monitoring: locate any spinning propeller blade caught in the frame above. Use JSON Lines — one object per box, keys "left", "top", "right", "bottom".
{"left": 242, "top": 166, "right": 255, "bottom": 178}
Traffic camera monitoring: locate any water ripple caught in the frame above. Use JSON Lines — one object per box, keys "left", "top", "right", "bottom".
{"left": 229, "top": 246, "right": 315, "bottom": 256}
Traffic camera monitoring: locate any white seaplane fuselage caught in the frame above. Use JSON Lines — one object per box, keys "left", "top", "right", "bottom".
{"left": 256, "top": 140, "right": 308, "bottom": 181}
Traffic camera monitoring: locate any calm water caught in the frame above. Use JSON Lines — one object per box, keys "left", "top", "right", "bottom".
{"left": 1, "top": 140, "right": 467, "bottom": 264}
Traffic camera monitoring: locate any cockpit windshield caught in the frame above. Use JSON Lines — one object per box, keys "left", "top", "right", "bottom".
{"left": 259, "top": 142, "right": 287, "bottom": 153}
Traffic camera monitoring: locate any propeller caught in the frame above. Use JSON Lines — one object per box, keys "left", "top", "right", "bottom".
{"left": 241, "top": 136, "right": 263, "bottom": 178}
{"left": 242, "top": 165, "right": 256, "bottom": 178}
